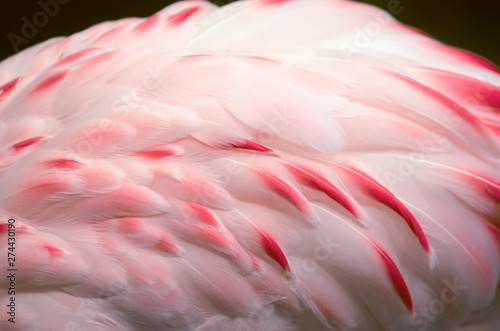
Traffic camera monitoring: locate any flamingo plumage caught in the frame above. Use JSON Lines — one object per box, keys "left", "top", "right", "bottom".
{"left": 1, "top": 0, "right": 499, "bottom": 330}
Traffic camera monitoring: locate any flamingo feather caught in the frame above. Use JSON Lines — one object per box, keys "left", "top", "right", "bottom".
{"left": 1, "top": 0, "right": 499, "bottom": 330}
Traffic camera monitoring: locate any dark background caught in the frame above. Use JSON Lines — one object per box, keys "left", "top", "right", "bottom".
{"left": 0, "top": 0, "right": 499, "bottom": 65}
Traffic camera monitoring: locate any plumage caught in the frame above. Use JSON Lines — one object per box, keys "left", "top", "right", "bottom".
{"left": 1, "top": 0, "right": 499, "bottom": 330}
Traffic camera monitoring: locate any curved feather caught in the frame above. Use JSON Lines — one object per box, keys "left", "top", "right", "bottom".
{"left": 1, "top": 0, "right": 499, "bottom": 330}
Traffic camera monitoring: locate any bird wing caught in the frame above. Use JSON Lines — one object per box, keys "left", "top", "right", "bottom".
{"left": 1, "top": 1, "right": 499, "bottom": 330}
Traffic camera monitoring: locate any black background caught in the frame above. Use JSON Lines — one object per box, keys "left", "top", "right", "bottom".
{"left": 0, "top": 0, "right": 499, "bottom": 65}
